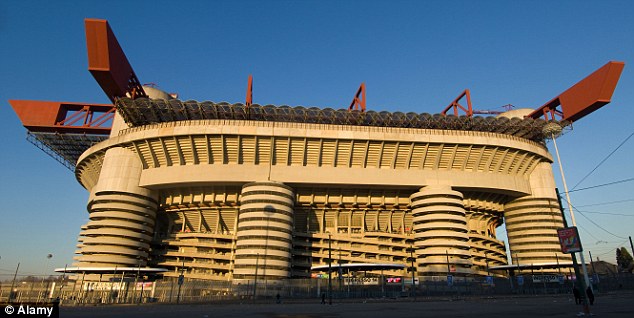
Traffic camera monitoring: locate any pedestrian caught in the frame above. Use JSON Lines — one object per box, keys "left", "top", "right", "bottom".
{"left": 572, "top": 286, "right": 581, "bottom": 304}
{"left": 586, "top": 287, "right": 595, "bottom": 305}
{"left": 276, "top": 293, "right": 281, "bottom": 304}
{"left": 321, "top": 292, "right": 326, "bottom": 304}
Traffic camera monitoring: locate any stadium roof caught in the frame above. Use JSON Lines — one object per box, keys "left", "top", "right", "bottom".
{"left": 116, "top": 97, "right": 558, "bottom": 142}
{"left": 22, "top": 98, "right": 564, "bottom": 172}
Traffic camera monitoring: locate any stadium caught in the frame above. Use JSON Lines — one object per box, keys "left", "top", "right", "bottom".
{"left": 9, "top": 19, "right": 625, "bottom": 289}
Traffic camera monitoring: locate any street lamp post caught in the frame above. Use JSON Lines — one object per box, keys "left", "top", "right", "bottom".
{"left": 176, "top": 259, "right": 185, "bottom": 304}
{"left": 338, "top": 247, "right": 342, "bottom": 296}
{"left": 38, "top": 254, "right": 53, "bottom": 304}
{"left": 328, "top": 233, "right": 332, "bottom": 305}
{"left": 514, "top": 252, "right": 520, "bottom": 273}
{"left": 409, "top": 244, "right": 416, "bottom": 300}
{"left": 253, "top": 253, "right": 259, "bottom": 302}
{"left": 445, "top": 250, "right": 450, "bottom": 274}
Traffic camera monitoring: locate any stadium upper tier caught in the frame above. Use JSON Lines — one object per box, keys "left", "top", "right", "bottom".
{"left": 25, "top": 98, "right": 564, "bottom": 172}
{"left": 116, "top": 97, "right": 562, "bottom": 142}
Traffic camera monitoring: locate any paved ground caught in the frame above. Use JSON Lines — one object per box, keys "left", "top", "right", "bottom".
{"left": 61, "top": 293, "right": 634, "bottom": 318}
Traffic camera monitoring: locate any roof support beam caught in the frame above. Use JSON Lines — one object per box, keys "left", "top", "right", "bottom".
{"left": 85, "top": 18, "right": 147, "bottom": 102}
{"left": 9, "top": 100, "right": 114, "bottom": 135}
{"left": 527, "top": 61, "right": 625, "bottom": 122}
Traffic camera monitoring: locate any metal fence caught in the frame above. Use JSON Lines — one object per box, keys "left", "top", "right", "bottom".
{"left": 2, "top": 273, "right": 634, "bottom": 305}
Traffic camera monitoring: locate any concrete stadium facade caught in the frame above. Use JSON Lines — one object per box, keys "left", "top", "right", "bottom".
{"left": 72, "top": 91, "right": 571, "bottom": 283}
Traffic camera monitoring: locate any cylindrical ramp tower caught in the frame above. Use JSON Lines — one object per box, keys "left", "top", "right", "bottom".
{"left": 76, "top": 147, "right": 158, "bottom": 268}
{"left": 505, "top": 161, "right": 572, "bottom": 268}
{"left": 233, "top": 182, "right": 294, "bottom": 281}
{"left": 410, "top": 185, "right": 472, "bottom": 276}
{"left": 505, "top": 196, "right": 570, "bottom": 266}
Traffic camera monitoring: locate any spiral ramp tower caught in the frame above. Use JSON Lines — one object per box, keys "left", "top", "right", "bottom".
{"left": 410, "top": 185, "right": 472, "bottom": 276}
{"left": 233, "top": 182, "right": 295, "bottom": 283}
{"left": 504, "top": 161, "right": 572, "bottom": 267}
{"left": 74, "top": 147, "right": 158, "bottom": 280}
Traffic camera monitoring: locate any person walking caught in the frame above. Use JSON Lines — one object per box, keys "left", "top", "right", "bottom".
{"left": 586, "top": 287, "right": 595, "bottom": 305}
{"left": 572, "top": 286, "right": 581, "bottom": 304}
{"left": 321, "top": 292, "right": 326, "bottom": 304}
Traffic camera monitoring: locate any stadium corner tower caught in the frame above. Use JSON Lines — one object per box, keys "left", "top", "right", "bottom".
{"left": 10, "top": 19, "right": 625, "bottom": 284}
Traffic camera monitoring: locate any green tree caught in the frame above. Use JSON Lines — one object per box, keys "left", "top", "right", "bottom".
{"left": 616, "top": 247, "right": 634, "bottom": 273}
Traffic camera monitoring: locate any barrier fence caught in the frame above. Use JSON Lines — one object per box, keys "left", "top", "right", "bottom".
{"left": 2, "top": 273, "right": 634, "bottom": 305}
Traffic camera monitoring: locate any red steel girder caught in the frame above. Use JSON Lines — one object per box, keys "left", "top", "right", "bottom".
{"left": 9, "top": 100, "right": 114, "bottom": 135}
{"left": 246, "top": 74, "right": 253, "bottom": 107}
{"left": 527, "top": 61, "right": 625, "bottom": 122}
{"left": 85, "top": 18, "right": 147, "bottom": 103}
{"left": 441, "top": 89, "right": 473, "bottom": 117}
{"left": 348, "top": 83, "right": 366, "bottom": 112}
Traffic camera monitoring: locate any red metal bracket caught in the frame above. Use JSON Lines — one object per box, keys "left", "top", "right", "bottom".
{"left": 9, "top": 100, "right": 114, "bottom": 135}
{"left": 527, "top": 61, "right": 625, "bottom": 122}
{"left": 348, "top": 83, "right": 366, "bottom": 112}
{"left": 246, "top": 74, "right": 253, "bottom": 107}
{"left": 441, "top": 89, "right": 473, "bottom": 117}
{"left": 85, "top": 19, "right": 147, "bottom": 103}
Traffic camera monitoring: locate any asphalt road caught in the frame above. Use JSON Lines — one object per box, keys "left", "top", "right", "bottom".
{"left": 61, "top": 293, "right": 634, "bottom": 318}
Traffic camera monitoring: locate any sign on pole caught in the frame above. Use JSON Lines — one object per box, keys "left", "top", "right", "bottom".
{"left": 557, "top": 226, "right": 582, "bottom": 253}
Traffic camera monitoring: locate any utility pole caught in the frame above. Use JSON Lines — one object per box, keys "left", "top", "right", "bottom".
{"left": 589, "top": 251, "right": 597, "bottom": 287}
{"left": 9, "top": 263, "right": 19, "bottom": 301}
{"left": 589, "top": 251, "right": 597, "bottom": 275}
{"left": 551, "top": 133, "right": 592, "bottom": 289}
{"left": 629, "top": 236, "right": 634, "bottom": 257}
{"left": 557, "top": 190, "right": 591, "bottom": 315}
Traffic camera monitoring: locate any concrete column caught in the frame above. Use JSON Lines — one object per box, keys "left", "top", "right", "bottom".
{"left": 233, "top": 182, "right": 294, "bottom": 281}
{"left": 76, "top": 147, "right": 158, "bottom": 268}
{"left": 410, "top": 185, "right": 472, "bottom": 276}
{"left": 505, "top": 161, "right": 572, "bottom": 267}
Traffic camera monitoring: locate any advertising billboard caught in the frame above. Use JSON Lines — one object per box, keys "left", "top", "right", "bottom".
{"left": 557, "top": 226, "right": 582, "bottom": 253}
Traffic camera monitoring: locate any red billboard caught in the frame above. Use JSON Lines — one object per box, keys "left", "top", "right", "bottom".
{"left": 557, "top": 227, "right": 582, "bottom": 253}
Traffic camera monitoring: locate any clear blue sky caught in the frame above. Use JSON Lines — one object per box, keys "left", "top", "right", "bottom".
{"left": 1, "top": 0, "right": 633, "bottom": 278}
